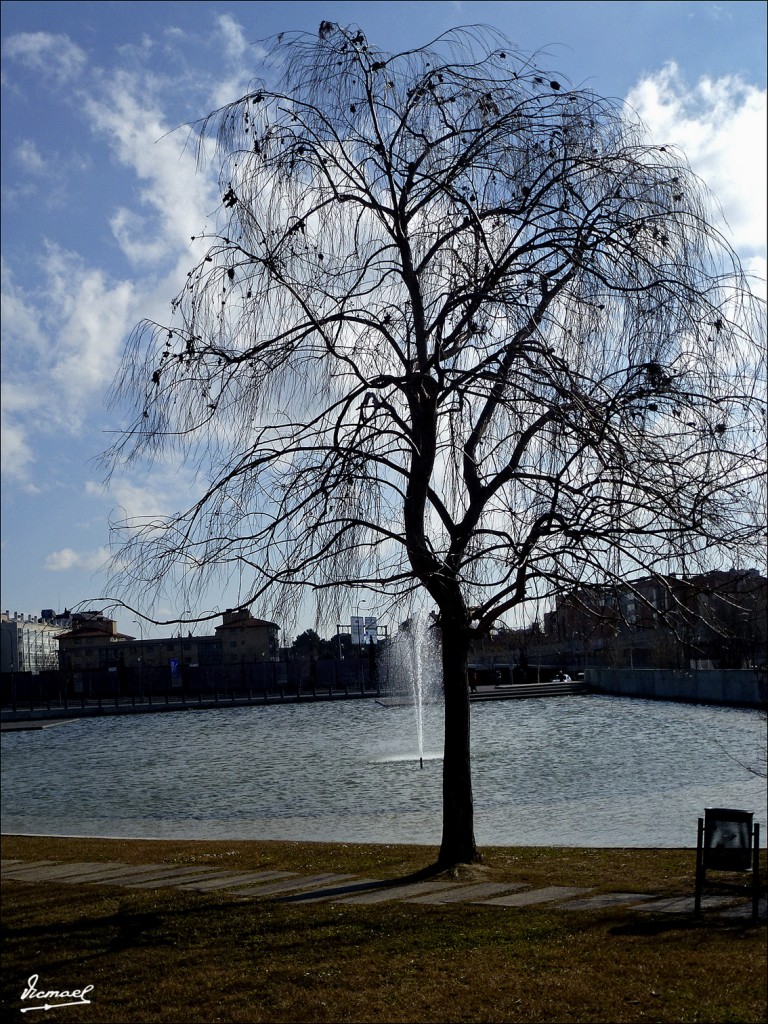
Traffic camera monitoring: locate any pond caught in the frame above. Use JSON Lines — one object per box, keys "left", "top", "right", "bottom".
{"left": 1, "top": 695, "right": 764, "bottom": 846}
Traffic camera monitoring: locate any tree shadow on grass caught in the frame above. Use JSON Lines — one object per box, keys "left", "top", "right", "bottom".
{"left": 1, "top": 887, "right": 424, "bottom": 966}
{"left": 277, "top": 860, "right": 451, "bottom": 904}
{"left": 610, "top": 913, "right": 765, "bottom": 937}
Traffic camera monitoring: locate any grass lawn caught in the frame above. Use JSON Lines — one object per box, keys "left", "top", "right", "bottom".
{"left": 2, "top": 835, "right": 766, "bottom": 1023}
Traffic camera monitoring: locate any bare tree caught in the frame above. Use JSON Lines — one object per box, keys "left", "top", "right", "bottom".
{"left": 103, "top": 25, "right": 765, "bottom": 866}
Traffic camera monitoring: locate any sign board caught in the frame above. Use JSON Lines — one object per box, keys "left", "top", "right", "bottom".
{"left": 703, "top": 808, "right": 753, "bottom": 871}
{"left": 351, "top": 616, "right": 377, "bottom": 645}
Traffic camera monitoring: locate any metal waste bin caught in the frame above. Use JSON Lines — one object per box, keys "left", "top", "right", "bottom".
{"left": 695, "top": 807, "right": 760, "bottom": 920}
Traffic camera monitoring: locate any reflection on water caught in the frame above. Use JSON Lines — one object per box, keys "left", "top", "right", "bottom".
{"left": 373, "top": 753, "right": 443, "bottom": 765}
{"left": 1, "top": 696, "right": 764, "bottom": 846}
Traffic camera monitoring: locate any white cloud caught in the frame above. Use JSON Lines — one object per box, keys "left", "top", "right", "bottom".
{"left": 209, "top": 14, "right": 262, "bottom": 110}
{"left": 1, "top": 25, "right": 240, "bottom": 491}
{"left": 217, "top": 14, "right": 249, "bottom": 63}
{"left": 86, "top": 456, "right": 204, "bottom": 544}
{"left": 0, "top": 75, "right": 219, "bottom": 489}
{"left": 89, "top": 477, "right": 175, "bottom": 521}
{"left": 626, "top": 63, "right": 767, "bottom": 260}
{"left": 3, "top": 31, "right": 86, "bottom": 83}
{"left": 0, "top": 257, "right": 48, "bottom": 355}
{"left": 14, "top": 139, "right": 46, "bottom": 174}
{"left": 43, "top": 246, "right": 136, "bottom": 402}
{"left": 45, "top": 547, "right": 110, "bottom": 572}
{"left": 0, "top": 415, "right": 35, "bottom": 482}
{"left": 83, "top": 69, "right": 219, "bottom": 269}
{"left": 0, "top": 248, "right": 135, "bottom": 480}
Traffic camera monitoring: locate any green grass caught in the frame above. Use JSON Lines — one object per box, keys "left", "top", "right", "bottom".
{"left": 2, "top": 835, "right": 766, "bottom": 1023}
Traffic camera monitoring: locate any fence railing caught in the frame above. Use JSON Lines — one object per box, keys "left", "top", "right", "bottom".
{"left": 1, "top": 659, "right": 382, "bottom": 715}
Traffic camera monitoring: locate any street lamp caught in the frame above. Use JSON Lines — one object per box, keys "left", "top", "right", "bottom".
{"left": 350, "top": 599, "right": 367, "bottom": 648}
{"left": 182, "top": 608, "right": 191, "bottom": 664}
{"left": 336, "top": 624, "right": 344, "bottom": 660}
{"left": 182, "top": 609, "right": 193, "bottom": 698}
{"left": 355, "top": 600, "right": 367, "bottom": 690}
{"left": 132, "top": 619, "right": 145, "bottom": 702}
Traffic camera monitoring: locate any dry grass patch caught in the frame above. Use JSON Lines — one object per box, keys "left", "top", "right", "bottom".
{"left": 2, "top": 836, "right": 766, "bottom": 1023}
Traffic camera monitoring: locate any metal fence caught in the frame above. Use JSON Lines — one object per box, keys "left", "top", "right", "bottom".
{"left": 1, "top": 657, "right": 381, "bottom": 714}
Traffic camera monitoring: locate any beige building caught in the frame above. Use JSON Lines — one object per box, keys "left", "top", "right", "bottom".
{"left": 213, "top": 608, "right": 280, "bottom": 663}
{"left": 57, "top": 608, "right": 279, "bottom": 673}
{"left": 56, "top": 611, "right": 134, "bottom": 673}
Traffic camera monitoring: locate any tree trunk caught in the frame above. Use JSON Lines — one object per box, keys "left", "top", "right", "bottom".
{"left": 438, "top": 621, "right": 480, "bottom": 866}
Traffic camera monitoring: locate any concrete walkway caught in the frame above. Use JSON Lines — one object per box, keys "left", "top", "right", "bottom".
{"left": 2, "top": 858, "right": 764, "bottom": 920}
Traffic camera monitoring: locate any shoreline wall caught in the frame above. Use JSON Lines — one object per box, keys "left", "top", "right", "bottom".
{"left": 585, "top": 667, "right": 766, "bottom": 708}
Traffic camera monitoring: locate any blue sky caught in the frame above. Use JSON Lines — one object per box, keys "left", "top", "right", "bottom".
{"left": 2, "top": 1, "right": 766, "bottom": 639}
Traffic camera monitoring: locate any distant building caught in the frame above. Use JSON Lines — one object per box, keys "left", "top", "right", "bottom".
{"left": 1, "top": 610, "right": 66, "bottom": 674}
{"left": 214, "top": 608, "right": 280, "bottom": 663}
{"left": 56, "top": 610, "right": 134, "bottom": 673}
{"left": 55, "top": 607, "right": 280, "bottom": 673}
{"left": 542, "top": 568, "right": 767, "bottom": 670}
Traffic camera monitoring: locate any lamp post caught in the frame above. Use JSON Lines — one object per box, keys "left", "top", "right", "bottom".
{"left": 355, "top": 600, "right": 367, "bottom": 688}
{"left": 336, "top": 624, "right": 344, "bottom": 660}
{"left": 132, "top": 619, "right": 145, "bottom": 703}
{"left": 182, "top": 608, "right": 190, "bottom": 685}
{"left": 355, "top": 599, "right": 371, "bottom": 644}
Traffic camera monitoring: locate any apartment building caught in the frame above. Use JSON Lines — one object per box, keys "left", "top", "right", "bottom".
{"left": 0, "top": 611, "right": 66, "bottom": 674}
{"left": 543, "top": 568, "right": 767, "bottom": 670}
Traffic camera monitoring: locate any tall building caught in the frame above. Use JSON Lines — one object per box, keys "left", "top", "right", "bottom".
{"left": 0, "top": 611, "right": 65, "bottom": 674}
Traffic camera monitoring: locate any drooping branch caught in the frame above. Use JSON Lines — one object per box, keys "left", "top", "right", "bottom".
{"left": 102, "top": 23, "right": 764, "bottom": 641}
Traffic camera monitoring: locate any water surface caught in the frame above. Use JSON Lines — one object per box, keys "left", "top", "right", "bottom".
{"left": 2, "top": 696, "right": 763, "bottom": 846}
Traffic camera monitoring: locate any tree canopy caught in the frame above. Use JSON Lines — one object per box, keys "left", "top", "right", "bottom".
{"left": 104, "top": 24, "right": 766, "bottom": 864}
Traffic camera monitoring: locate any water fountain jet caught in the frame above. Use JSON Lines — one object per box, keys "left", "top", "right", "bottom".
{"left": 388, "top": 612, "right": 442, "bottom": 766}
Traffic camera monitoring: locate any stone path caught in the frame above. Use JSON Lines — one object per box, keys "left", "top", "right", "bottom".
{"left": 1, "top": 859, "right": 763, "bottom": 919}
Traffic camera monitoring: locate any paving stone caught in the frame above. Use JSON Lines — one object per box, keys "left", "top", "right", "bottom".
{"left": 226, "top": 873, "right": 354, "bottom": 898}
{"left": 84, "top": 864, "right": 217, "bottom": 885}
{"left": 280, "top": 879, "right": 388, "bottom": 904}
{"left": 44, "top": 862, "right": 196, "bottom": 883}
{"left": 476, "top": 885, "right": 592, "bottom": 907}
{"left": 556, "top": 892, "right": 656, "bottom": 911}
{"left": 58, "top": 865, "right": 169, "bottom": 883}
{"left": 406, "top": 882, "right": 528, "bottom": 904}
{"left": 45, "top": 862, "right": 142, "bottom": 880}
{"left": 2, "top": 860, "right": 65, "bottom": 878}
{"left": 7, "top": 862, "right": 131, "bottom": 882}
{"left": 338, "top": 880, "right": 458, "bottom": 905}
{"left": 117, "top": 868, "right": 239, "bottom": 889}
{"left": 179, "top": 871, "right": 296, "bottom": 892}
{"left": 633, "top": 895, "right": 733, "bottom": 914}
{"left": 2, "top": 862, "right": 117, "bottom": 881}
